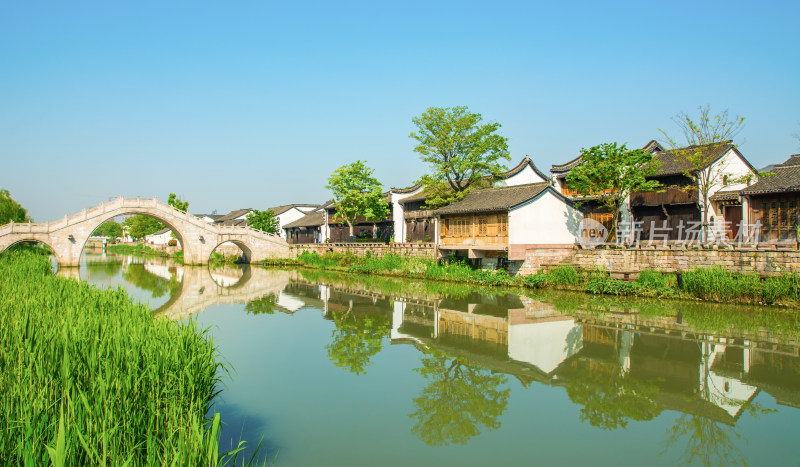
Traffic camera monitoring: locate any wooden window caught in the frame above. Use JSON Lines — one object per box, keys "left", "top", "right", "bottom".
{"left": 499, "top": 215, "right": 507, "bottom": 234}
{"left": 478, "top": 216, "right": 488, "bottom": 235}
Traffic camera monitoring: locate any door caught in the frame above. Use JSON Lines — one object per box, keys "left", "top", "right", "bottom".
{"left": 724, "top": 205, "right": 742, "bottom": 240}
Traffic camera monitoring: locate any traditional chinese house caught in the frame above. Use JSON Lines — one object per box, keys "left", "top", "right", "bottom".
{"left": 324, "top": 194, "right": 395, "bottom": 243}
{"left": 434, "top": 182, "right": 583, "bottom": 269}
{"left": 740, "top": 155, "right": 800, "bottom": 243}
{"left": 551, "top": 140, "right": 757, "bottom": 241}
{"left": 394, "top": 156, "right": 550, "bottom": 243}
{"left": 283, "top": 208, "right": 326, "bottom": 244}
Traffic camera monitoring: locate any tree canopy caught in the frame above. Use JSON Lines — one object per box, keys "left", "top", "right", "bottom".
{"left": 167, "top": 193, "right": 189, "bottom": 213}
{"left": 92, "top": 221, "right": 123, "bottom": 239}
{"left": 326, "top": 308, "right": 391, "bottom": 375}
{"left": 566, "top": 142, "right": 661, "bottom": 240}
{"left": 326, "top": 160, "right": 389, "bottom": 237}
{"left": 0, "top": 189, "right": 30, "bottom": 224}
{"left": 246, "top": 209, "right": 280, "bottom": 234}
{"left": 410, "top": 106, "right": 510, "bottom": 208}
{"left": 123, "top": 215, "right": 165, "bottom": 240}
{"left": 409, "top": 349, "right": 509, "bottom": 446}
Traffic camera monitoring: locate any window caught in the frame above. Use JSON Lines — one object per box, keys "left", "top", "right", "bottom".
{"left": 478, "top": 216, "right": 488, "bottom": 235}
{"left": 499, "top": 215, "right": 508, "bottom": 234}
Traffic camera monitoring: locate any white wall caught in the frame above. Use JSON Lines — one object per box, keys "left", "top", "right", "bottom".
{"left": 504, "top": 164, "right": 547, "bottom": 186}
{"left": 145, "top": 230, "right": 173, "bottom": 246}
{"left": 390, "top": 186, "right": 424, "bottom": 242}
{"left": 706, "top": 149, "right": 756, "bottom": 234}
{"left": 275, "top": 208, "right": 306, "bottom": 240}
{"left": 509, "top": 190, "right": 583, "bottom": 245}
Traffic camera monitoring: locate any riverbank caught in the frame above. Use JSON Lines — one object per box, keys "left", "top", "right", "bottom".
{"left": 0, "top": 250, "right": 256, "bottom": 464}
{"left": 262, "top": 251, "right": 800, "bottom": 307}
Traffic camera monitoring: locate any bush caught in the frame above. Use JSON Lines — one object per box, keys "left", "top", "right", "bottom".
{"left": 168, "top": 239, "right": 178, "bottom": 247}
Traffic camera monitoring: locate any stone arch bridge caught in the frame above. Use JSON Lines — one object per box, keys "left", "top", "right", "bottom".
{"left": 0, "top": 197, "right": 291, "bottom": 266}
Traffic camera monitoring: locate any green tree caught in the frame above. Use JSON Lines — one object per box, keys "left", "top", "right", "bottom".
{"left": 325, "top": 161, "right": 389, "bottom": 238}
{"left": 565, "top": 142, "right": 661, "bottom": 241}
{"left": 246, "top": 209, "right": 280, "bottom": 234}
{"left": 245, "top": 294, "right": 278, "bottom": 315}
{"left": 122, "top": 215, "right": 165, "bottom": 240}
{"left": 409, "top": 349, "right": 510, "bottom": 446}
{"left": 409, "top": 106, "right": 510, "bottom": 208}
{"left": 326, "top": 306, "right": 391, "bottom": 375}
{"left": 659, "top": 106, "right": 746, "bottom": 242}
{"left": 167, "top": 193, "right": 189, "bottom": 212}
{"left": 92, "top": 221, "right": 123, "bottom": 239}
{"left": 0, "top": 189, "right": 30, "bottom": 224}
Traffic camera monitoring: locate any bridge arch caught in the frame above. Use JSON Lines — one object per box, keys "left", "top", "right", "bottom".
{"left": 77, "top": 211, "right": 191, "bottom": 262}
{"left": 0, "top": 238, "right": 63, "bottom": 266}
{"left": 208, "top": 239, "right": 252, "bottom": 264}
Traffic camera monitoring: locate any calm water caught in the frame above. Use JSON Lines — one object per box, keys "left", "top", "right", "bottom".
{"left": 76, "top": 252, "right": 800, "bottom": 466}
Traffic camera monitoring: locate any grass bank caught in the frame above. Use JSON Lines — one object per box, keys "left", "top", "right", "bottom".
{"left": 264, "top": 251, "right": 800, "bottom": 307}
{"left": 0, "top": 250, "right": 260, "bottom": 465}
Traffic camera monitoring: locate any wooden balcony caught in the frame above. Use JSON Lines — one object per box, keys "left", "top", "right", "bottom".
{"left": 630, "top": 187, "right": 697, "bottom": 207}
{"left": 404, "top": 209, "right": 435, "bottom": 220}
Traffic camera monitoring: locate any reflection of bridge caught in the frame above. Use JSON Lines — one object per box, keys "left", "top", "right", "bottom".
{"left": 0, "top": 197, "right": 290, "bottom": 266}
{"left": 157, "top": 266, "right": 299, "bottom": 319}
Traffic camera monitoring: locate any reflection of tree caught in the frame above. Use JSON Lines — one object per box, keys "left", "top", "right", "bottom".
{"left": 662, "top": 414, "right": 746, "bottom": 466}
{"left": 122, "top": 264, "right": 179, "bottom": 298}
{"left": 564, "top": 360, "right": 659, "bottom": 430}
{"left": 245, "top": 294, "right": 278, "bottom": 315}
{"left": 86, "top": 260, "right": 122, "bottom": 277}
{"left": 409, "top": 349, "right": 509, "bottom": 446}
{"left": 326, "top": 304, "right": 391, "bottom": 375}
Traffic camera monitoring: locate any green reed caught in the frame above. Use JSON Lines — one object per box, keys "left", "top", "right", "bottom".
{"left": 0, "top": 250, "right": 261, "bottom": 465}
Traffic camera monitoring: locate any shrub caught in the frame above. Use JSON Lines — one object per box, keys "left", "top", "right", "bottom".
{"left": 168, "top": 239, "right": 178, "bottom": 247}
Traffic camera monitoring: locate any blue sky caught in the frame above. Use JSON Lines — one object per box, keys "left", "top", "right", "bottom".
{"left": 2, "top": 0, "right": 798, "bottom": 221}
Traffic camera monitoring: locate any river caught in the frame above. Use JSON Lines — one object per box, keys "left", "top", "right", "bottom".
{"left": 75, "top": 252, "right": 800, "bottom": 466}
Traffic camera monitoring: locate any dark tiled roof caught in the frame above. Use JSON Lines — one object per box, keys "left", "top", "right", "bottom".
{"left": 267, "top": 204, "right": 318, "bottom": 216}
{"left": 398, "top": 190, "right": 430, "bottom": 205}
{"left": 650, "top": 142, "right": 735, "bottom": 176}
{"left": 550, "top": 155, "right": 584, "bottom": 174}
{"left": 551, "top": 140, "right": 671, "bottom": 176}
{"left": 434, "top": 182, "right": 552, "bottom": 216}
{"left": 150, "top": 228, "right": 171, "bottom": 235}
{"left": 741, "top": 166, "right": 800, "bottom": 195}
{"left": 390, "top": 183, "right": 423, "bottom": 194}
{"left": 776, "top": 154, "right": 800, "bottom": 168}
{"left": 215, "top": 208, "right": 252, "bottom": 222}
{"left": 283, "top": 210, "right": 325, "bottom": 228}
{"left": 504, "top": 156, "right": 549, "bottom": 181}
{"left": 709, "top": 189, "right": 741, "bottom": 201}
{"left": 195, "top": 213, "right": 222, "bottom": 221}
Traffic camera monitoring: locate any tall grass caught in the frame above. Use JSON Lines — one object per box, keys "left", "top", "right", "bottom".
{"left": 0, "top": 250, "right": 260, "bottom": 465}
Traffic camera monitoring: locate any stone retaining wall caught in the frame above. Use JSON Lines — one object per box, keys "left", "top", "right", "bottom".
{"left": 519, "top": 246, "right": 800, "bottom": 276}
{"left": 291, "top": 243, "right": 437, "bottom": 259}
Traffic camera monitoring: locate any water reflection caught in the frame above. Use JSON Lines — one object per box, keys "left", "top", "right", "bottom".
{"left": 79, "top": 254, "right": 800, "bottom": 463}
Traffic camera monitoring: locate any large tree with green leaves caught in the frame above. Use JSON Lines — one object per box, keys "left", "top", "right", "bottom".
{"left": 122, "top": 215, "right": 165, "bottom": 240}
{"left": 659, "top": 105, "right": 746, "bottom": 242}
{"left": 0, "top": 189, "right": 30, "bottom": 224}
{"left": 246, "top": 209, "right": 280, "bottom": 234}
{"left": 409, "top": 106, "right": 510, "bottom": 208}
{"left": 566, "top": 142, "right": 661, "bottom": 241}
{"left": 326, "top": 160, "right": 389, "bottom": 238}
{"left": 92, "top": 221, "right": 123, "bottom": 239}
